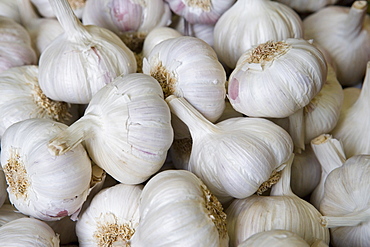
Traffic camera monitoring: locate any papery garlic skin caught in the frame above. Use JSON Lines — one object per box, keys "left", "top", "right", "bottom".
{"left": 82, "top": 0, "right": 172, "bottom": 52}
{"left": 76, "top": 183, "right": 142, "bottom": 247}
{"left": 213, "top": 0, "right": 303, "bottom": 69}
{"left": 48, "top": 73, "right": 174, "bottom": 185}
{"left": 142, "top": 27, "right": 182, "bottom": 58}
{"left": 0, "top": 204, "right": 28, "bottom": 227}
{"left": 1, "top": 118, "right": 92, "bottom": 221}
{"left": 303, "top": 1, "right": 370, "bottom": 86}
{"left": 165, "top": 0, "right": 235, "bottom": 25}
{"left": 0, "top": 65, "right": 71, "bottom": 139}
{"left": 39, "top": 0, "right": 137, "bottom": 104}
{"left": 228, "top": 39, "right": 327, "bottom": 118}
{"left": 0, "top": 217, "right": 60, "bottom": 246}
{"left": 275, "top": 0, "right": 339, "bottom": 13}
{"left": 130, "top": 169, "right": 229, "bottom": 247}
{"left": 0, "top": 0, "right": 21, "bottom": 23}
{"left": 0, "top": 16, "right": 37, "bottom": 73}
{"left": 30, "top": 0, "right": 86, "bottom": 18}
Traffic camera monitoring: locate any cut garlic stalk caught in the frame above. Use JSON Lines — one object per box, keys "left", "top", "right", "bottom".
{"left": 130, "top": 169, "right": 229, "bottom": 246}
{"left": 48, "top": 73, "right": 174, "bottom": 185}
{"left": 166, "top": 95, "right": 293, "bottom": 202}
{"left": 0, "top": 118, "right": 92, "bottom": 221}
{"left": 38, "top": 0, "right": 137, "bottom": 104}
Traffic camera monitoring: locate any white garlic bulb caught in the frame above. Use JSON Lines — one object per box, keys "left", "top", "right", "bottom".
{"left": 226, "top": 155, "right": 330, "bottom": 247}
{"left": 0, "top": 217, "right": 60, "bottom": 246}
{"left": 166, "top": 95, "right": 293, "bottom": 203}
{"left": 303, "top": 1, "right": 370, "bottom": 86}
{"left": 0, "top": 65, "right": 71, "bottom": 139}
{"left": 0, "top": 16, "right": 37, "bottom": 73}
{"left": 320, "top": 154, "right": 370, "bottom": 247}
{"left": 130, "top": 169, "right": 229, "bottom": 246}
{"left": 165, "top": 0, "right": 235, "bottom": 25}
{"left": 1, "top": 118, "right": 92, "bottom": 221}
{"left": 0, "top": 0, "right": 22, "bottom": 23}
{"left": 76, "top": 183, "right": 142, "bottom": 246}
{"left": 17, "top": 0, "right": 64, "bottom": 58}
{"left": 30, "top": 0, "right": 86, "bottom": 18}
{"left": 38, "top": 0, "right": 137, "bottom": 104}
{"left": 82, "top": 0, "right": 172, "bottom": 52}
{"left": 143, "top": 36, "right": 226, "bottom": 138}
{"left": 213, "top": 0, "right": 303, "bottom": 69}
{"left": 0, "top": 204, "right": 28, "bottom": 227}
{"left": 331, "top": 62, "right": 370, "bottom": 158}
{"left": 274, "top": 0, "right": 339, "bottom": 13}
{"left": 48, "top": 73, "right": 174, "bottom": 185}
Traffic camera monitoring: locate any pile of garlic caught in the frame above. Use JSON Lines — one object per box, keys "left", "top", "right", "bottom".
{"left": 0, "top": 0, "right": 369, "bottom": 246}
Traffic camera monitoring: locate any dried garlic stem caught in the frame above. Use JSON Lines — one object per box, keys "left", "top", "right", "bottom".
{"left": 270, "top": 154, "right": 295, "bottom": 196}
{"left": 185, "top": 0, "right": 212, "bottom": 11}
{"left": 288, "top": 107, "right": 305, "bottom": 154}
{"left": 321, "top": 207, "right": 370, "bottom": 228}
{"left": 48, "top": 115, "right": 100, "bottom": 156}
{"left": 343, "top": 1, "right": 368, "bottom": 38}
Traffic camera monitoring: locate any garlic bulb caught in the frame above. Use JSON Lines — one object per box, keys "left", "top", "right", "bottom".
{"left": 0, "top": 0, "right": 21, "bottom": 23}
{"left": 320, "top": 154, "right": 370, "bottom": 247}
{"left": 38, "top": 0, "right": 137, "bottom": 104}
{"left": 0, "top": 118, "right": 92, "bottom": 221}
{"left": 237, "top": 229, "right": 311, "bottom": 247}
{"left": 130, "top": 169, "right": 229, "bottom": 246}
{"left": 166, "top": 95, "right": 293, "bottom": 202}
{"left": 17, "top": 0, "right": 64, "bottom": 58}
{"left": 213, "top": 0, "right": 303, "bottom": 69}
{"left": 48, "top": 73, "right": 174, "bottom": 185}
{"left": 0, "top": 204, "right": 28, "bottom": 227}
{"left": 76, "top": 183, "right": 142, "bottom": 246}
{"left": 82, "top": 0, "right": 172, "bottom": 53}
{"left": 0, "top": 65, "right": 71, "bottom": 139}
{"left": 303, "top": 1, "right": 370, "bottom": 86}
{"left": 142, "top": 27, "right": 182, "bottom": 58}
{"left": 274, "top": 0, "right": 339, "bottom": 13}
{"left": 226, "top": 155, "right": 330, "bottom": 247}
{"left": 143, "top": 36, "right": 226, "bottom": 138}
{"left": 0, "top": 16, "right": 37, "bottom": 73}
{"left": 30, "top": 0, "right": 86, "bottom": 18}
{"left": 331, "top": 62, "right": 370, "bottom": 158}
{"left": 0, "top": 217, "right": 59, "bottom": 246}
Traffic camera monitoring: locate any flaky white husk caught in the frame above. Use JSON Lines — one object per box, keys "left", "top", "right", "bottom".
{"left": 76, "top": 183, "right": 142, "bottom": 246}
{"left": 39, "top": 0, "right": 137, "bottom": 104}
{"left": 48, "top": 73, "right": 174, "bottom": 185}
{"left": 130, "top": 169, "right": 229, "bottom": 247}
{"left": 274, "top": 0, "right": 338, "bottom": 13}
{"left": 0, "top": 65, "right": 71, "bottom": 139}
{"left": 0, "top": 118, "right": 92, "bottom": 221}
{"left": 228, "top": 38, "right": 327, "bottom": 118}
{"left": 331, "top": 62, "right": 370, "bottom": 158}
{"left": 142, "top": 27, "right": 182, "bottom": 58}
{"left": 303, "top": 1, "right": 370, "bottom": 86}
{"left": 0, "top": 16, "right": 37, "bottom": 73}
{"left": 0, "top": 217, "right": 60, "bottom": 246}
{"left": 165, "top": 0, "right": 235, "bottom": 25}
{"left": 213, "top": 0, "right": 303, "bottom": 69}
{"left": 82, "top": 0, "right": 172, "bottom": 51}
{"left": 166, "top": 95, "right": 293, "bottom": 203}
{"left": 319, "top": 155, "right": 370, "bottom": 247}
{"left": 30, "top": 0, "right": 86, "bottom": 18}
{"left": 237, "top": 229, "right": 311, "bottom": 247}
{"left": 226, "top": 155, "right": 330, "bottom": 247}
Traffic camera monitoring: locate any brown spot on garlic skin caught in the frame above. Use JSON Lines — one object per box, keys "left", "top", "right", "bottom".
{"left": 68, "top": 0, "right": 86, "bottom": 10}
{"left": 32, "top": 83, "right": 71, "bottom": 122}
{"left": 150, "top": 61, "right": 177, "bottom": 98}
{"left": 247, "top": 41, "right": 290, "bottom": 64}
{"left": 201, "top": 184, "right": 228, "bottom": 239}
{"left": 185, "top": 0, "right": 212, "bottom": 12}
{"left": 3, "top": 148, "right": 30, "bottom": 199}
{"left": 257, "top": 169, "right": 282, "bottom": 195}
{"left": 94, "top": 219, "right": 135, "bottom": 247}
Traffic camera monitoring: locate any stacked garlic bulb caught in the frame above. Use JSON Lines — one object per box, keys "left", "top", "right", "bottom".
{"left": 226, "top": 155, "right": 330, "bottom": 247}
{"left": 76, "top": 183, "right": 142, "bottom": 246}
{"left": 30, "top": 0, "right": 86, "bottom": 18}
{"left": 48, "top": 73, "right": 174, "bottom": 185}
{"left": 38, "top": 0, "right": 137, "bottom": 104}
{"left": 320, "top": 154, "right": 370, "bottom": 247}
{"left": 0, "top": 16, "right": 37, "bottom": 73}
{"left": 142, "top": 27, "right": 182, "bottom": 58}
{"left": 213, "top": 0, "right": 303, "bottom": 69}
{"left": 0, "top": 204, "right": 28, "bottom": 227}
{"left": 303, "top": 1, "right": 370, "bottom": 86}
{"left": 331, "top": 62, "right": 370, "bottom": 158}
{"left": 0, "top": 118, "right": 92, "bottom": 221}
{"left": 274, "top": 0, "right": 339, "bottom": 13}
{"left": 0, "top": 0, "right": 22, "bottom": 23}
{"left": 165, "top": 0, "right": 235, "bottom": 25}
{"left": 0, "top": 65, "right": 71, "bottom": 139}
{"left": 166, "top": 95, "right": 293, "bottom": 203}
{"left": 82, "top": 0, "right": 172, "bottom": 52}
{"left": 0, "top": 218, "right": 60, "bottom": 246}
{"left": 130, "top": 169, "right": 229, "bottom": 246}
